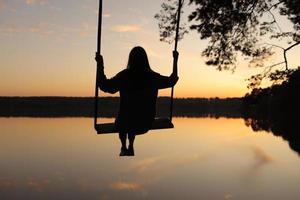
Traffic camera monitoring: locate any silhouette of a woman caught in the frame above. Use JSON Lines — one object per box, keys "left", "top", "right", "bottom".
{"left": 96, "top": 46, "right": 179, "bottom": 156}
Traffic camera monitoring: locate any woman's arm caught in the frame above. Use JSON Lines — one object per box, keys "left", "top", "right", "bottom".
{"left": 95, "top": 54, "right": 121, "bottom": 94}
{"left": 156, "top": 73, "right": 179, "bottom": 89}
{"left": 156, "top": 51, "right": 179, "bottom": 89}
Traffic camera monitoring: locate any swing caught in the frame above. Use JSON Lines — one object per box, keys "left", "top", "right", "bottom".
{"left": 94, "top": 0, "right": 183, "bottom": 134}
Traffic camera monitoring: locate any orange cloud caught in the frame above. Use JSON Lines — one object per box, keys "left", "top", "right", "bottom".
{"left": 26, "top": 0, "right": 47, "bottom": 5}
{"left": 132, "top": 157, "right": 160, "bottom": 173}
{"left": 103, "top": 13, "right": 111, "bottom": 18}
{"left": 0, "top": 22, "right": 95, "bottom": 38}
{"left": 224, "top": 193, "right": 234, "bottom": 200}
{"left": 110, "top": 181, "right": 142, "bottom": 191}
{"left": 111, "top": 24, "right": 141, "bottom": 33}
{"left": 0, "top": 26, "right": 20, "bottom": 33}
{"left": 252, "top": 146, "right": 274, "bottom": 166}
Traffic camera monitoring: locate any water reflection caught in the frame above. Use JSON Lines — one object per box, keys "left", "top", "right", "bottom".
{"left": 1, "top": 118, "right": 300, "bottom": 200}
{"left": 244, "top": 117, "right": 300, "bottom": 155}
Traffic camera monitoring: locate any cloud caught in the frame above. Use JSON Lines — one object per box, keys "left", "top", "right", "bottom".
{"left": 0, "top": 26, "right": 20, "bottom": 34}
{"left": 117, "top": 154, "right": 206, "bottom": 190}
{"left": 110, "top": 181, "right": 142, "bottom": 191}
{"left": 241, "top": 146, "right": 276, "bottom": 183}
{"left": 224, "top": 193, "right": 234, "bottom": 200}
{"left": 0, "top": 22, "right": 97, "bottom": 39}
{"left": 27, "top": 178, "right": 51, "bottom": 192}
{"left": 29, "top": 24, "right": 54, "bottom": 35}
{"left": 103, "top": 13, "right": 111, "bottom": 18}
{"left": 0, "top": 179, "right": 16, "bottom": 189}
{"left": 78, "top": 22, "right": 96, "bottom": 38}
{"left": 111, "top": 24, "right": 141, "bottom": 33}
{"left": 0, "top": 0, "right": 13, "bottom": 12}
{"left": 147, "top": 49, "right": 164, "bottom": 59}
{"left": 0, "top": 0, "right": 47, "bottom": 12}
{"left": 132, "top": 157, "right": 160, "bottom": 173}
{"left": 0, "top": 0, "right": 5, "bottom": 11}
{"left": 131, "top": 154, "right": 204, "bottom": 175}
{"left": 0, "top": 23, "right": 54, "bottom": 36}
{"left": 62, "top": 22, "right": 96, "bottom": 38}
{"left": 26, "top": 0, "right": 47, "bottom": 5}
{"left": 252, "top": 146, "right": 274, "bottom": 167}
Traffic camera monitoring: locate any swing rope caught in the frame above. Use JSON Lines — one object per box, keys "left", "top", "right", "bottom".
{"left": 94, "top": 0, "right": 102, "bottom": 129}
{"left": 94, "top": 0, "right": 183, "bottom": 129}
{"left": 169, "top": 0, "right": 183, "bottom": 122}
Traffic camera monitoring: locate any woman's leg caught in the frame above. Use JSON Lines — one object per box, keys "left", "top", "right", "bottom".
{"left": 119, "top": 132, "right": 128, "bottom": 156}
{"left": 127, "top": 133, "right": 135, "bottom": 156}
{"left": 119, "top": 132, "right": 127, "bottom": 149}
{"left": 128, "top": 133, "right": 135, "bottom": 148}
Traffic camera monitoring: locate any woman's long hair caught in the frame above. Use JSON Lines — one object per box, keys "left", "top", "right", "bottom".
{"left": 127, "top": 46, "right": 151, "bottom": 72}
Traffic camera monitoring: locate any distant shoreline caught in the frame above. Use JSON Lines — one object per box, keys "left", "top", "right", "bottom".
{"left": 0, "top": 97, "right": 242, "bottom": 118}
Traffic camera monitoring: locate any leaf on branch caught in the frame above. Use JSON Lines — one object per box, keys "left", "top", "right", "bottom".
{"left": 155, "top": 0, "right": 188, "bottom": 44}
{"left": 249, "top": 47, "right": 274, "bottom": 68}
{"left": 268, "top": 69, "right": 294, "bottom": 84}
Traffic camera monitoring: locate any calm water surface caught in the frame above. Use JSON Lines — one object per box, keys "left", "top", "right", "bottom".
{"left": 1, "top": 118, "right": 300, "bottom": 200}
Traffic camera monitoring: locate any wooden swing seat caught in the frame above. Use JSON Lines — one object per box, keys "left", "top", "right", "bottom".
{"left": 96, "top": 117, "right": 174, "bottom": 134}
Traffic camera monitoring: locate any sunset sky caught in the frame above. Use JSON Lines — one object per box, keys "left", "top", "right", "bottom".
{"left": 0, "top": 0, "right": 299, "bottom": 98}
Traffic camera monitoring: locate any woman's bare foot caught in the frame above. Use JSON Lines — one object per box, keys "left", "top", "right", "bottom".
{"left": 127, "top": 146, "right": 134, "bottom": 156}
{"left": 119, "top": 147, "right": 127, "bottom": 156}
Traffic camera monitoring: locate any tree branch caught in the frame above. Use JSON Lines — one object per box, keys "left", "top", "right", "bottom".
{"left": 262, "top": 42, "right": 284, "bottom": 50}
{"left": 268, "top": 10, "right": 283, "bottom": 33}
{"left": 258, "top": 0, "right": 284, "bottom": 13}
{"left": 283, "top": 41, "right": 300, "bottom": 70}
{"left": 285, "top": 41, "right": 300, "bottom": 51}
{"left": 265, "top": 61, "right": 285, "bottom": 70}
{"left": 267, "top": 1, "right": 284, "bottom": 12}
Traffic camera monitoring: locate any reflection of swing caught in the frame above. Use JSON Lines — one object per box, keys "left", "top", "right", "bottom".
{"left": 94, "top": 0, "right": 183, "bottom": 134}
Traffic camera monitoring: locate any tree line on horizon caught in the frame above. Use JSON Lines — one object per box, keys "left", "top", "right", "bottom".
{"left": 0, "top": 97, "right": 241, "bottom": 118}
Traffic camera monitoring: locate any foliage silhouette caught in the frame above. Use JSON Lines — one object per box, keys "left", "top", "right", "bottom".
{"left": 156, "top": 0, "right": 300, "bottom": 87}
{"left": 244, "top": 117, "right": 300, "bottom": 155}
{"left": 242, "top": 67, "right": 300, "bottom": 155}
{"left": 242, "top": 66, "right": 300, "bottom": 117}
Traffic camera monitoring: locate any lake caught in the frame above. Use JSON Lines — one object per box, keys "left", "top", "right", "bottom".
{"left": 1, "top": 117, "right": 300, "bottom": 200}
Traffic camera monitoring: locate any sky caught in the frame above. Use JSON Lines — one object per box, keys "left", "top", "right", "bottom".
{"left": 0, "top": 0, "right": 299, "bottom": 98}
